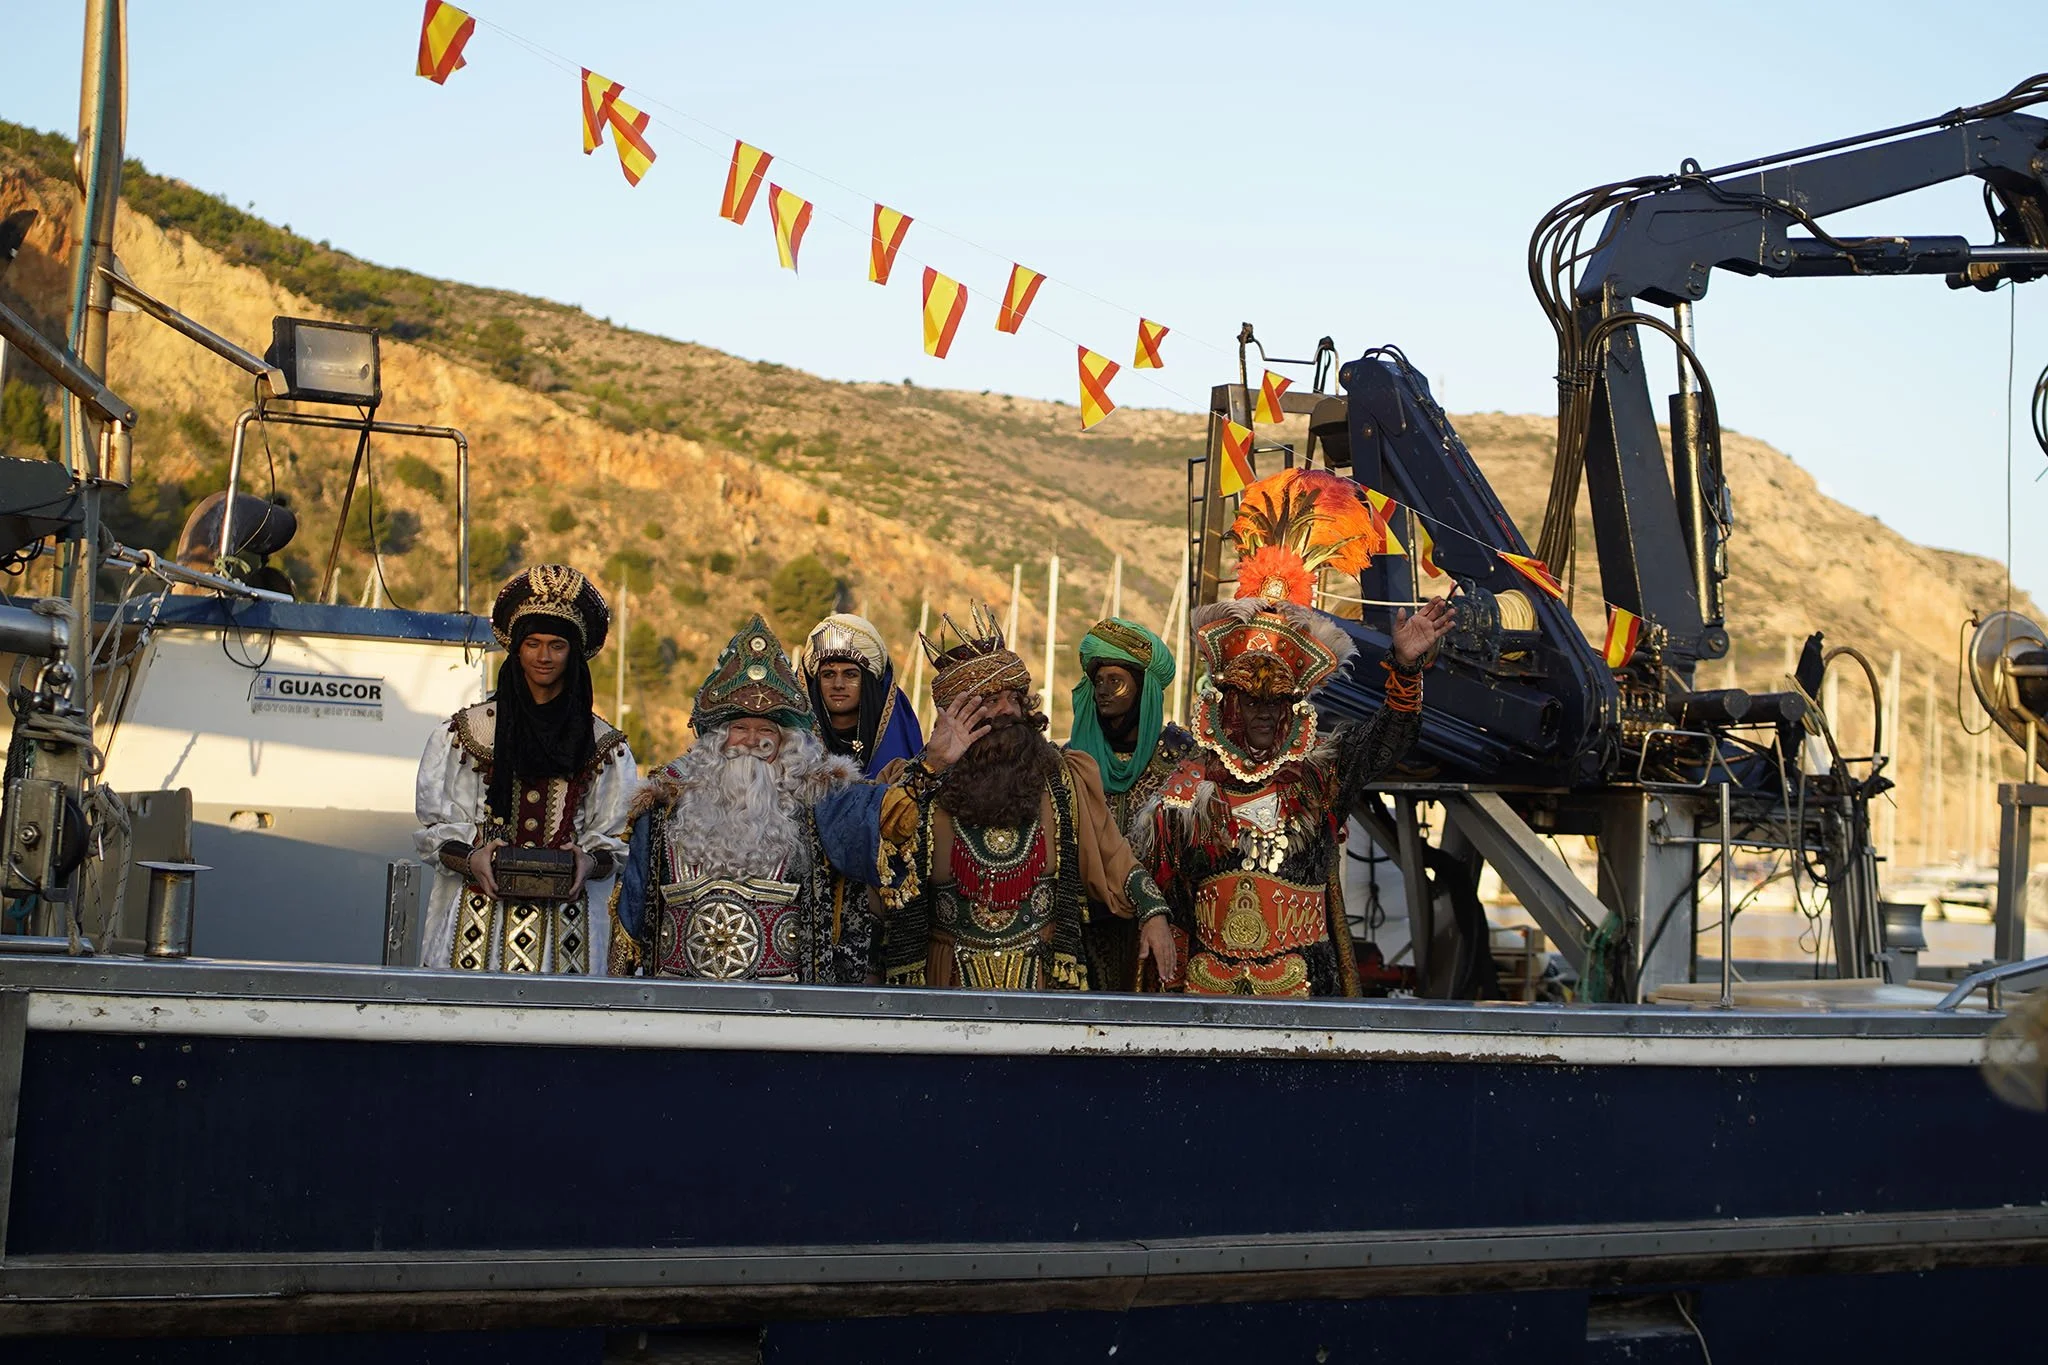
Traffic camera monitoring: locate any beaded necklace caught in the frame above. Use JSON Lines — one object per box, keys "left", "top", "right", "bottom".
{"left": 951, "top": 819, "right": 1047, "bottom": 913}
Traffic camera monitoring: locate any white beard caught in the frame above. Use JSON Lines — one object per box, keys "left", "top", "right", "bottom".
{"left": 660, "top": 726, "right": 844, "bottom": 880}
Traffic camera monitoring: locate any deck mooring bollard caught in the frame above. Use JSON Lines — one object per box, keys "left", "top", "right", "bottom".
{"left": 139, "top": 861, "right": 208, "bottom": 958}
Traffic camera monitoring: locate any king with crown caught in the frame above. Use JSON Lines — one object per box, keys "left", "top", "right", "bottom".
{"left": 613, "top": 615, "right": 887, "bottom": 983}
{"left": 1134, "top": 471, "right": 1455, "bottom": 997}
{"left": 869, "top": 606, "right": 1178, "bottom": 991}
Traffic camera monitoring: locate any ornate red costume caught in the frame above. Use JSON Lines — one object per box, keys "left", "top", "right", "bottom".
{"left": 1136, "top": 599, "right": 1425, "bottom": 996}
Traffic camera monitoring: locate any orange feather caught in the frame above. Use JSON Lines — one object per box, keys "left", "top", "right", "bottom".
{"left": 1230, "top": 469, "right": 1385, "bottom": 584}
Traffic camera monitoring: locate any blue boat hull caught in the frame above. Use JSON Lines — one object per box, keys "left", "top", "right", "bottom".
{"left": 1, "top": 959, "right": 2043, "bottom": 1361}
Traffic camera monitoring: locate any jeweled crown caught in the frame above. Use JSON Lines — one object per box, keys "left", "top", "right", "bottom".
{"left": 921, "top": 603, "right": 1034, "bottom": 708}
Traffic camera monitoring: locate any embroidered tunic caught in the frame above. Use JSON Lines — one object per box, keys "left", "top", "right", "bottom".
{"left": 876, "top": 750, "right": 1168, "bottom": 992}
{"left": 613, "top": 755, "right": 882, "bottom": 985}
{"left": 413, "top": 701, "right": 636, "bottom": 973}
{"left": 1102, "top": 723, "right": 1200, "bottom": 836}
{"left": 1139, "top": 706, "right": 1421, "bottom": 997}
{"left": 1074, "top": 723, "right": 1198, "bottom": 993}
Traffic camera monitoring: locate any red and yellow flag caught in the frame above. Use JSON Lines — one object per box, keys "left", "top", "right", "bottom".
{"left": 921, "top": 268, "right": 967, "bottom": 359}
{"left": 1217, "top": 418, "right": 1255, "bottom": 497}
{"left": 603, "top": 92, "right": 656, "bottom": 186}
{"left": 1361, "top": 487, "right": 1408, "bottom": 556}
{"left": 767, "top": 185, "right": 813, "bottom": 271}
{"left": 1499, "top": 551, "right": 1566, "bottom": 602}
{"left": 1254, "top": 370, "right": 1293, "bottom": 424}
{"left": 720, "top": 141, "right": 773, "bottom": 224}
{"left": 1134, "top": 318, "right": 1169, "bottom": 369}
{"left": 579, "top": 73, "right": 654, "bottom": 185}
{"left": 1414, "top": 517, "right": 1444, "bottom": 580}
{"left": 995, "top": 264, "right": 1045, "bottom": 334}
{"left": 581, "top": 69, "right": 620, "bottom": 154}
{"left": 416, "top": 1, "right": 475, "bottom": 84}
{"left": 870, "top": 205, "right": 911, "bottom": 285}
{"left": 1078, "top": 347, "right": 1120, "bottom": 430}
{"left": 1603, "top": 606, "right": 1643, "bottom": 669}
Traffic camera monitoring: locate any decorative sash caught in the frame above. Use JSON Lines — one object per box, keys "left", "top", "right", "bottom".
{"left": 1192, "top": 871, "right": 1328, "bottom": 958}
{"left": 656, "top": 872, "right": 804, "bottom": 980}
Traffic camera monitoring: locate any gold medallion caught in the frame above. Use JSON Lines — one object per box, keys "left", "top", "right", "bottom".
{"left": 1221, "top": 879, "right": 1268, "bottom": 953}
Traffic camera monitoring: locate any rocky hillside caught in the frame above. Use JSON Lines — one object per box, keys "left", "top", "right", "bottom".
{"left": 0, "top": 120, "right": 2033, "bottom": 866}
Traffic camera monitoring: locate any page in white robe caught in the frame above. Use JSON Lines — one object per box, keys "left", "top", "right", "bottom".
{"left": 412, "top": 713, "right": 635, "bottom": 971}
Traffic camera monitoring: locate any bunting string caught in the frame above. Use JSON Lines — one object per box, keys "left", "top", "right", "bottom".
{"left": 424, "top": 6, "right": 1641, "bottom": 638}
{"left": 434, "top": 7, "right": 1246, "bottom": 417}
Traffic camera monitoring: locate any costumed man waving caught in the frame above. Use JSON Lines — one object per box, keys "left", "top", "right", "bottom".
{"left": 798, "top": 612, "right": 924, "bottom": 778}
{"left": 1134, "top": 472, "right": 1454, "bottom": 997}
{"left": 414, "top": 565, "right": 636, "bottom": 973}
{"left": 872, "top": 605, "right": 1177, "bottom": 992}
{"left": 614, "top": 615, "right": 884, "bottom": 983}
{"left": 1066, "top": 616, "right": 1196, "bottom": 991}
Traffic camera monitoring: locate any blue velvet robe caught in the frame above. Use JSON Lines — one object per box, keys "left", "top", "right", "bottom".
{"left": 866, "top": 683, "right": 925, "bottom": 778}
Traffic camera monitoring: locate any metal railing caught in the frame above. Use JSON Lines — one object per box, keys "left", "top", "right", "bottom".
{"left": 220, "top": 408, "right": 472, "bottom": 614}
{"left": 1934, "top": 954, "right": 2048, "bottom": 1012}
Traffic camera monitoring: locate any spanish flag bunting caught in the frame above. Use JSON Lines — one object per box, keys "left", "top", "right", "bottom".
{"left": 580, "top": 69, "right": 621, "bottom": 154}
{"left": 1499, "top": 551, "right": 1567, "bottom": 601}
{"left": 1254, "top": 370, "right": 1293, "bottom": 424}
{"left": 870, "top": 205, "right": 911, "bottom": 285}
{"left": 1078, "top": 347, "right": 1120, "bottom": 430}
{"left": 1414, "top": 516, "right": 1444, "bottom": 580}
{"left": 720, "top": 141, "right": 773, "bottom": 225}
{"left": 767, "top": 185, "right": 813, "bottom": 271}
{"left": 603, "top": 92, "right": 656, "bottom": 187}
{"left": 921, "top": 268, "right": 967, "bottom": 359}
{"left": 1361, "top": 487, "right": 1407, "bottom": 556}
{"left": 415, "top": 1, "right": 475, "bottom": 85}
{"left": 1217, "top": 418, "right": 1256, "bottom": 497}
{"left": 1134, "top": 318, "right": 1169, "bottom": 369}
{"left": 996, "top": 264, "right": 1045, "bottom": 335}
{"left": 1603, "top": 605, "right": 1643, "bottom": 669}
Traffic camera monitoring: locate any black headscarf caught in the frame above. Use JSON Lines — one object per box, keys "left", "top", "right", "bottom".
{"left": 487, "top": 613, "right": 598, "bottom": 823}
{"left": 807, "top": 661, "right": 885, "bottom": 763}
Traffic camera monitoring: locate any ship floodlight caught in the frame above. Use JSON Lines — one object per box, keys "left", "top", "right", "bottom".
{"left": 264, "top": 316, "right": 380, "bottom": 407}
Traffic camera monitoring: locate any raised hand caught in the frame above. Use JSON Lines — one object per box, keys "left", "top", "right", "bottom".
{"left": 922, "top": 694, "right": 993, "bottom": 771}
{"left": 1391, "top": 594, "right": 1456, "bottom": 669}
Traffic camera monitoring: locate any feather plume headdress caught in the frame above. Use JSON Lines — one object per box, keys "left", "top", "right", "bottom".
{"left": 1230, "top": 469, "right": 1390, "bottom": 605}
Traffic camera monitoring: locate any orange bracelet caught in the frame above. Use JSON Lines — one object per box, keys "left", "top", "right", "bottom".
{"left": 1382, "top": 659, "right": 1423, "bottom": 713}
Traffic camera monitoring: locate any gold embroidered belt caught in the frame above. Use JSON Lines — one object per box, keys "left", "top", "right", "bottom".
{"left": 1192, "top": 872, "right": 1328, "bottom": 958}
{"left": 656, "top": 874, "right": 803, "bottom": 981}
{"left": 1183, "top": 871, "right": 1327, "bottom": 998}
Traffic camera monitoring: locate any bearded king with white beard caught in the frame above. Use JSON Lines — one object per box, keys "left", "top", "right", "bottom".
{"left": 613, "top": 615, "right": 886, "bottom": 983}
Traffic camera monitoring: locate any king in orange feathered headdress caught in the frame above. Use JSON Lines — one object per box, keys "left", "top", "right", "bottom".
{"left": 1229, "top": 469, "right": 1389, "bottom": 606}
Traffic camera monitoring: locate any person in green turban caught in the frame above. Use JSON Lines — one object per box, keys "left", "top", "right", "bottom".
{"left": 1068, "top": 617, "right": 1197, "bottom": 990}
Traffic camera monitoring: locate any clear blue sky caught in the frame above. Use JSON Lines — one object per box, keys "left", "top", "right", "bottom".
{"left": 4, "top": 2, "right": 2043, "bottom": 597}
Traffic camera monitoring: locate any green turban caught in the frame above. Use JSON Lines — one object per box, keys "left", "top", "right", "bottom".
{"left": 1069, "top": 617, "right": 1176, "bottom": 795}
